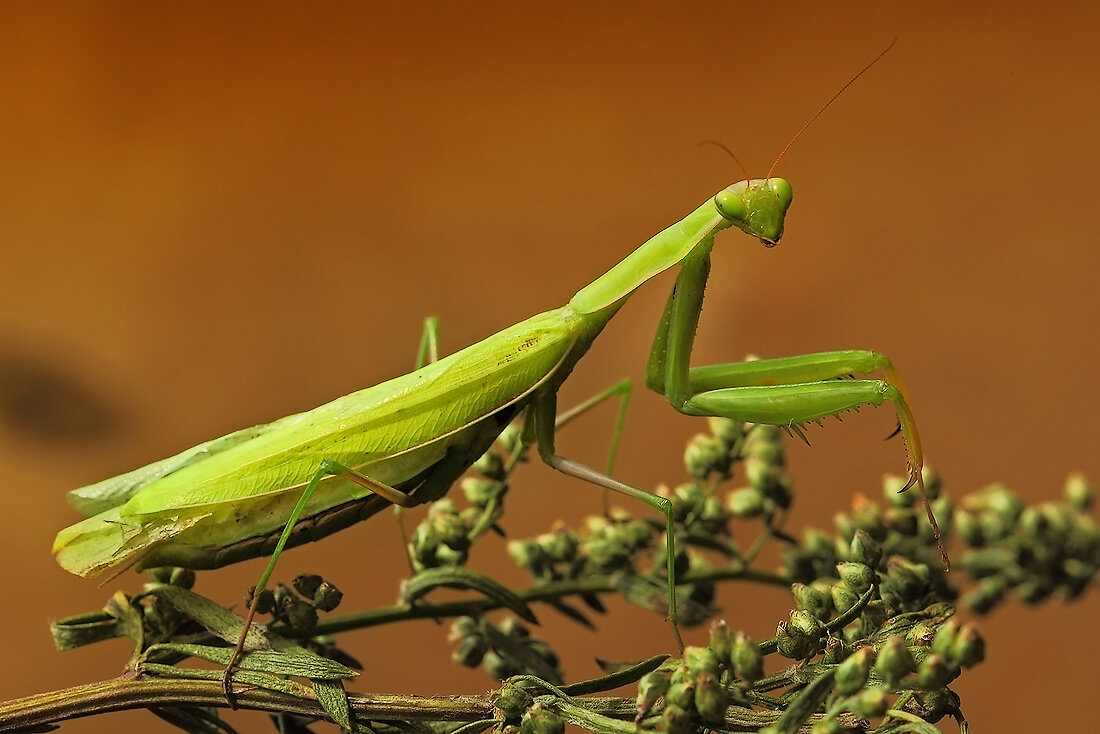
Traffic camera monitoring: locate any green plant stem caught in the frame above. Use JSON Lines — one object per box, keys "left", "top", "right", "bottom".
{"left": 0, "top": 678, "right": 493, "bottom": 733}
{"left": 305, "top": 564, "right": 790, "bottom": 636}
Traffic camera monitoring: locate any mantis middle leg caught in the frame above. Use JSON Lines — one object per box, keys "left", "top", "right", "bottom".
{"left": 528, "top": 387, "right": 685, "bottom": 651}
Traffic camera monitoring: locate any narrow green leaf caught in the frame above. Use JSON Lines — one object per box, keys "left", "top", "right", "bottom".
{"left": 141, "top": 662, "right": 314, "bottom": 699}
{"left": 312, "top": 678, "right": 353, "bottom": 731}
{"left": 147, "top": 643, "right": 358, "bottom": 681}
{"left": 143, "top": 584, "right": 270, "bottom": 651}
{"left": 401, "top": 568, "right": 538, "bottom": 624}
{"left": 559, "top": 654, "right": 670, "bottom": 696}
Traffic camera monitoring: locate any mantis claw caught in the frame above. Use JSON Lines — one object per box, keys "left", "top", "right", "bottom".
{"left": 884, "top": 421, "right": 903, "bottom": 441}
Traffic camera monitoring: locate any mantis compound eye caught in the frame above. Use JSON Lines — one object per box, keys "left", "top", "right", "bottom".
{"left": 714, "top": 186, "right": 748, "bottom": 224}
{"left": 767, "top": 177, "right": 793, "bottom": 209}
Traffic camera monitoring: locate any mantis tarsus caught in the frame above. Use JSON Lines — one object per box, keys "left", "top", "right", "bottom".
{"left": 54, "top": 41, "right": 943, "bottom": 686}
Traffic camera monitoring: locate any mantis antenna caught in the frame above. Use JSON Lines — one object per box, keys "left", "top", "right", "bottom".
{"left": 701, "top": 40, "right": 896, "bottom": 181}
{"left": 767, "top": 38, "right": 897, "bottom": 179}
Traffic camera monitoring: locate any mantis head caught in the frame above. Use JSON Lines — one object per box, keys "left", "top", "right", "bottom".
{"left": 714, "top": 178, "right": 793, "bottom": 247}
{"left": 706, "top": 40, "right": 894, "bottom": 249}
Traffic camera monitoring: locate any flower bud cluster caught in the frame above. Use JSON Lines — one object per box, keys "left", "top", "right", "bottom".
{"left": 243, "top": 573, "right": 345, "bottom": 634}
{"left": 957, "top": 475, "right": 1097, "bottom": 612}
{"left": 508, "top": 509, "right": 652, "bottom": 585}
{"left": 683, "top": 417, "right": 747, "bottom": 479}
{"left": 408, "top": 499, "right": 474, "bottom": 570}
{"left": 826, "top": 468, "right": 952, "bottom": 577}
{"left": 726, "top": 424, "right": 794, "bottom": 522}
{"left": 805, "top": 622, "right": 977, "bottom": 730}
{"left": 634, "top": 640, "right": 733, "bottom": 731}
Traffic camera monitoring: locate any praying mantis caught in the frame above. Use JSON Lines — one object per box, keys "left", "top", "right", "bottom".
{"left": 53, "top": 42, "right": 943, "bottom": 663}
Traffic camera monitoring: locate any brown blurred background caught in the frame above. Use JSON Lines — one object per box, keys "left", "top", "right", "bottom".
{"left": 1, "top": 2, "right": 1097, "bottom": 732}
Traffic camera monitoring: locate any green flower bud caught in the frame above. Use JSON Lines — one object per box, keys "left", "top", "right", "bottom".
{"left": 1015, "top": 579, "right": 1052, "bottom": 604}
{"left": 874, "top": 636, "right": 915, "bottom": 687}
{"left": 472, "top": 449, "right": 505, "bottom": 479}
{"left": 683, "top": 646, "right": 719, "bottom": 678}
{"left": 837, "top": 562, "right": 876, "bottom": 595}
{"left": 830, "top": 583, "right": 858, "bottom": 616}
{"left": 449, "top": 616, "right": 479, "bottom": 637}
{"left": 745, "top": 456, "right": 778, "bottom": 491}
{"left": 883, "top": 474, "right": 915, "bottom": 507}
{"left": 285, "top": 598, "right": 319, "bottom": 632}
{"left": 664, "top": 677, "right": 696, "bottom": 709}
{"left": 708, "top": 417, "right": 743, "bottom": 447}
{"left": 461, "top": 477, "right": 500, "bottom": 508}
{"left": 149, "top": 567, "right": 174, "bottom": 583}
{"left": 452, "top": 634, "right": 487, "bottom": 667}
{"left": 635, "top": 670, "right": 670, "bottom": 718}
{"left": 850, "top": 687, "right": 890, "bottom": 718}
{"left": 931, "top": 620, "right": 959, "bottom": 659}
{"left": 953, "top": 508, "right": 982, "bottom": 547}
{"left": 822, "top": 635, "right": 848, "bottom": 665}
{"left": 763, "top": 475, "right": 794, "bottom": 510}
{"left": 849, "top": 529, "right": 882, "bottom": 566}
{"left": 694, "top": 671, "right": 728, "bottom": 723}
{"left": 1064, "top": 472, "right": 1092, "bottom": 511}
{"left": 508, "top": 539, "right": 546, "bottom": 574}
{"left": 793, "top": 582, "right": 833, "bottom": 621}
{"left": 950, "top": 624, "right": 985, "bottom": 668}
{"left": 858, "top": 601, "right": 889, "bottom": 639}
{"left": 732, "top": 632, "right": 764, "bottom": 683}
{"left": 776, "top": 610, "right": 824, "bottom": 659}
{"left": 671, "top": 482, "right": 705, "bottom": 523}
{"left": 310, "top": 580, "right": 343, "bottom": 612}
{"left": 494, "top": 682, "right": 533, "bottom": 719}
{"left": 782, "top": 548, "right": 816, "bottom": 584}
{"left": 963, "top": 576, "right": 1005, "bottom": 615}
{"left": 915, "top": 687, "right": 961, "bottom": 723}
{"left": 916, "top": 653, "right": 956, "bottom": 689}
{"left": 883, "top": 506, "right": 918, "bottom": 536}
{"left": 810, "top": 720, "right": 844, "bottom": 734}
{"left": 432, "top": 543, "right": 468, "bottom": 566}
{"left": 521, "top": 703, "right": 564, "bottom": 734}
{"left": 292, "top": 574, "right": 323, "bottom": 599}
{"left": 1063, "top": 558, "right": 1094, "bottom": 600}
{"left": 497, "top": 423, "right": 522, "bottom": 453}
{"left": 685, "top": 434, "right": 727, "bottom": 479}
{"left": 246, "top": 587, "right": 276, "bottom": 615}
{"left": 880, "top": 558, "right": 932, "bottom": 611}
{"left": 167, "top": 567, "right": 195, "bottom": 589}
{"left": 484, "top": 650, "right": 514, "bottom": 680}
{"left": 727, "top": 487, "right": 766, "bottom": 517}
{"left": 618, "top": 516, "right": 654, "bottom": 551}
{"left": 804, "top": 527, "right": 834, "bottom": 556}
{"left": 966, "top": 483, "right": 1023, "bottom": 520}
{"left": 835, "top": 647, "right": 874, "bottom": 695}
{"left": 695, "top": 494, "right": 730, "bottom": 534}
{"left": 833, "top": 511, "right": 856, "bottom": 544}
{"left": 709, "top": 619, "right": 734, "bottom": 666}
{"left": 536, "top": 529, "right": 578, "bottom": 563}
{"left": 660, "top": 705, "right": 693, "bottom": 734}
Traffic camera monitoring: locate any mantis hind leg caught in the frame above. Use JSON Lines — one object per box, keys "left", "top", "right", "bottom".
{"left": 223, "top": 460, "right": 416, "bottom": 704}
{"left": 529, "top": 388, "right": 685, "bottom": 652}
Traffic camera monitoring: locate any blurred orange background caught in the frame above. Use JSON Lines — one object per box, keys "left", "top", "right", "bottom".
{"left": 1, "top": 3, "right": 1096, "bottom": 732}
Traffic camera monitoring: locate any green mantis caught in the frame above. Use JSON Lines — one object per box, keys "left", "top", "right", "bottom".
{"left": 53, "top": 43, "right": 942, "bottom": 659}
